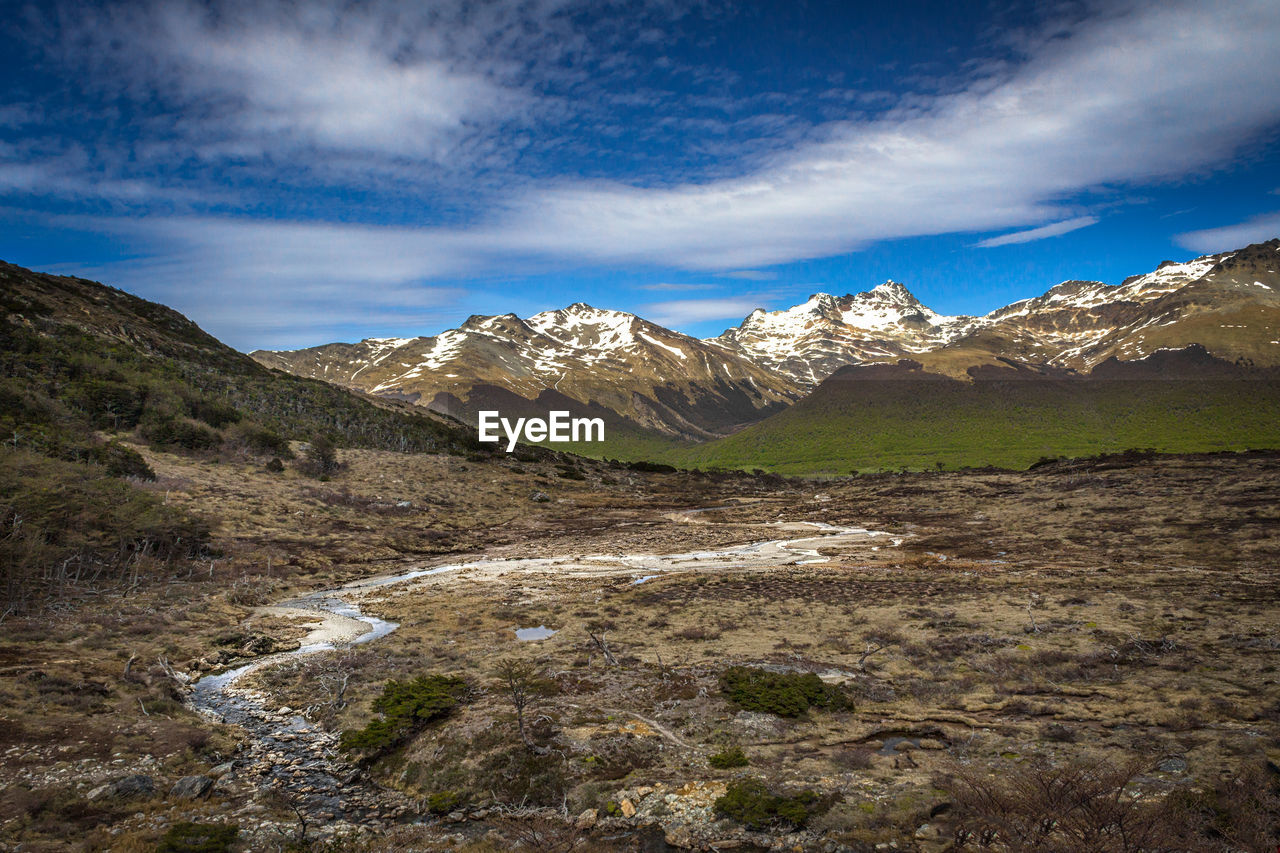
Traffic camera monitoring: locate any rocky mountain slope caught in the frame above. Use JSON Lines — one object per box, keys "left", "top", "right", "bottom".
{"left": 254, "top": 304, "right": 796, "bottom": 440}
{"left": 706, "top": 282, "right": 980, "bottom": 385}
{"left": 253, "top": 240, "right": 1280, "bottom": 438}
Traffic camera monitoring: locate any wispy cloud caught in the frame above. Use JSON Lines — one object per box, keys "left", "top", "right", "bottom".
{"left": 643, "top": 297, "right": 765, "bottom": 326}
{"left": 9, "top": 0, "right": 1280, "bottom": 348}
{"left": 40, "top": 0, "right": 550, "bottom": 169}
{"left": 1174, "top": 212, "right": 1280, "bottom": 254}
{"left": 716, "top": 270, "right": 778, "bottom": 280}
{"left": 474, "top": 0, "right": 1280, "bottom": 270}
{"left": 48, "top": 215, "right": 472, "bottom": 350}
{"left": 974, "top": 216, "right": 1099, "bottom": 248}
{"left": 640, "top": 282, "right": 720, "bottom": 291}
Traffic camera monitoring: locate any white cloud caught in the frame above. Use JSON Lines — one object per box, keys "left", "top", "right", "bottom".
{"left": 1174, "top": 212, "right": 1280, "bottom": 254}
{"left": 43, "top": 0, "right": 561, "bottom": 166}
{"left": 716, "top": 270, "right": 778, "bottom": 280}
{"left": 974, "top": 216, "right": 1099, "bottom": 248}
{"left": 48, "top": 216, "right": 472, "bottom": 350}
{"left": 19, "top": 0, "right": 1280, "bottom": 348}
{"left": 644, "top": 297, "right": 765, "bottom": 326}
{"left": 471, "top": 0, "right": 1280, "bottom": 270}
{"left": 640, "top": 282, "right": 719, "bottom": 291}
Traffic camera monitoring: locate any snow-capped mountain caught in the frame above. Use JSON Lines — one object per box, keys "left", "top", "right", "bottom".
{"left": 708, "top": 282, "right": 980, "bottom": 385}
{"left": 254, "top": 303, "right": 796, "bottom": 439}
{"left": 931, "top": 240, "right": 1280, "bottom": 375}
{"left": 254, "top": 239, "right": 1280, "bottom": 440}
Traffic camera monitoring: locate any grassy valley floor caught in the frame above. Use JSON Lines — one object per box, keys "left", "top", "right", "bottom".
{"left": 2, "top": 445, "right": 1277, "bottom": 851}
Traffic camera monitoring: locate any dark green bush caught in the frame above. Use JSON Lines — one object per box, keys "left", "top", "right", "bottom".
{"left": 718, "top": 666, "right": 853, "bottom": 717}
{"left": 184, "top": 395, "right": 241, "bottom": 429}
{"left": 140, "top": 416, "right": 222, "bottom": 452}
{"left": 425, "top": 789, "right": 465, "bottom": 815}
{"left": 301, "top": 433, "right": 339, "bottom": 477}
{"left": 1, "top": 448, "right": 210, "bottom": 615}
{"left": 339, "top": 675, "right": 467, "bottom": 755}
{"left": 58, "top": 440, "right": 155, "bottom": 480}
{"left": 713, "top": 778, "right": 826, "bottom": 829}
{"left": 155, "top": 821, "right": 239, "bottom": 853}
{"left": 708, "top": 746, "right": 750, "bottom": 768}
{"left": 66, "top": 378, "right": 146, "bottom": 430}
{"left": 233, "top": 423, "right": 294, "bottom": 458}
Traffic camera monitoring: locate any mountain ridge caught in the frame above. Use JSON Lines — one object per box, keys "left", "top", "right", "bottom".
{"left": 253, "top": 239, "right": 1280, "bottom": 439}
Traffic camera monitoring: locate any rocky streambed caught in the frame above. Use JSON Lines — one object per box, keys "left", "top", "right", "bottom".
{"left": 188, "top": 519, "right": 901, "bottom": 838}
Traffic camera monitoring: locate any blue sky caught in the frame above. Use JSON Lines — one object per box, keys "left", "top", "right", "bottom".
{"left": 2, "top": 0, "right": 1280, "bottom": 350}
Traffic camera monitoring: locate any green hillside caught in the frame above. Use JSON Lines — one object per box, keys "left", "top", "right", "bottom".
{"left": 0, "top": 261, "right": 494, "bottom": 614}
{"left": 656, "top": 374, "right": 1280, "bottom": 476}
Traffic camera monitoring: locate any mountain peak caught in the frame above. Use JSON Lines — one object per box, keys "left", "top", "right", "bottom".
{"left": 867, "top": 280, "right": 916, "bottom": 301}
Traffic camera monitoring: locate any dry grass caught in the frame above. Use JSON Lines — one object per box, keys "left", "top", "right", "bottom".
{"left": 3, "top": 448, "right": 1278, "bottom": 849}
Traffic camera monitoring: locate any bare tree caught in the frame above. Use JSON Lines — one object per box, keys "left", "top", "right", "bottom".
{"left": 494, "top": 658, "right": 551, "bottom": 755}
{"left": 585, "top": 622, "right": 618, "bottom": 666}
{"left": 494, "top": 812, "right": 585, "bottom": 852}
{"left": 945, "top": 756, "right": 1184, "bottom": 852}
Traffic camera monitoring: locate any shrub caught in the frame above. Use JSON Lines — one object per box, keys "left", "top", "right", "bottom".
{"left": 60, "top": 440, "right": 155, "bottom": 480}
{"left": 339, "top": 675, "right": 467, "bottom": 756}
{"left": 425, "top": 790, "right": 465, "bottom": 815}
{"left": 718, "top": 666, "right": 853, "bottom": 717}
{"left": 184, "top": 396, "right": 241, "bottom": 429}
{"left": 233, "top": 423, "right": 294, "bottom": 458}
{"left": 140, "top": 416, "right": 222, "bottom": 452}
{"left": 301, "top": 433, "right": 339, "bottom": 477}
{"left": 946, "top": 757, "right": 1191, "bottom": 851}
{"left": 155, "top": 821, "right": 239, "bottom": 853}
{"left": 265, "top": 457, "right": 285, "bottom": 473}
{"left": 1, "top": 448, "right": 210, "bottom": 615}
{"left": 709, "top": 746, "right": 750, "bottom": 768}
{"left": 713, "top": 778, "right": 826, "bottom": 830}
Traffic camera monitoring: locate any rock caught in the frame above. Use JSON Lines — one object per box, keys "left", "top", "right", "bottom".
{"left": 619, "top": 798, "right": 636, "bottom": 817}
{"left": 914, "top": 824, "right": 940, "bottom": 840}
{"left": 530, "top": 491, "right": 551, "bottom": 503}
{"left": 575, "top": 808, "right": 598, "bottom": 830}
{"left": 170, "top": 775, "right": 214, "bottom": 799}
{"left": 277, "top": 706, "right": 293, "bottom": 715}
{"left": 664, "top": 826, "right": 696, "bottom": 848}
{"left": 208, "top": 762, "right": 235, "bottom": 778}
{"left": 447, "top": 811, "right": 465, "bottom": 822}
{"left": 395, "top": 500, "right": 412, "bottom": 508}
{"left": 1158, "top": 756, "right": 1188, "bottom": 773}
{"left": 87, "top": 774, "right": 155, "bottom": 801}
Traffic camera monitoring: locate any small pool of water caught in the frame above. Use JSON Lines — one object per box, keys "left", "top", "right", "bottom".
{"left": 878, "top": 735, "right": 921, "bottom": 755}
{"left": 515, "top": 625, "right": 557, "bottom": 641}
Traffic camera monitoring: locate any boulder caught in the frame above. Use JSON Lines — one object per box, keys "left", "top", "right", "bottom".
{"left": 170, "top": 775, "right": 214, "bottom": 799}
{"left": 87, "top": 774, "right": 155, "bottom": 801}
{"left": 575, "top": 808, "right": 598, "bottom": 830}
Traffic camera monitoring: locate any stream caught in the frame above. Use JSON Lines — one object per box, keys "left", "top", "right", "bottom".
{"left": 189, "top": 518, "right": 899, "bottom": 825}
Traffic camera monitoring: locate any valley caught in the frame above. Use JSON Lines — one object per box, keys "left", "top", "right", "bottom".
{"left": 254, "top": 240, "right": 1280, "bottom": 475}
{"left": 6, "top": 3, "right": 1280, "bottom": 849}
{"left": 3, "top": 441, "right": 1277, "bottom": 851}
{"left": 2, "top": 255, "right": 1278, "bottom": 851}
